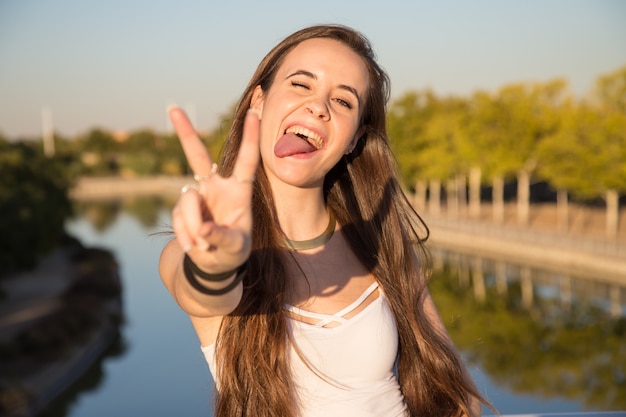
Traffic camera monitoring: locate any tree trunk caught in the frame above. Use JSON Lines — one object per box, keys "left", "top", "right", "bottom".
{"left": 492, "top": 176, "right": 504, "bottom": 223}
{"left": 556, "top": 189, "right": 569, "bottom": 232}
{"left": 456, "top": 174, "right": 467, "bottom": 214}
{"left": 446, "top": 178, "right": 458, "bottom": 218}
{"left": 517, "top": 169, "right": 530, "bottom": 225}
{"left": 606, "top": 189, "right": 619, "bottom": 238}
{"left": 414, "top": 179, "right": 427, "bottom": 212}
{"left": 469, "top": 166, "right": 481, "bottom": 219}
{"left": 429, "top": 179, "right": 441, "bottom": 216}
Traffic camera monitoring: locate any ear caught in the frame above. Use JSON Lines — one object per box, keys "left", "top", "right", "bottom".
{"left": 346, "top": 125, "right": 366, "bottom": 155}
{"left": 251, "top": 85, "right": 264, "bottom": 119}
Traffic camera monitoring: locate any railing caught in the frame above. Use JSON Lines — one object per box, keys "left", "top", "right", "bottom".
{"left": 426, "top": 215, "right": 626, "bottom": 260}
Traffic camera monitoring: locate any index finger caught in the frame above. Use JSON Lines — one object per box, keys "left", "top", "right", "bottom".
{"left": 169, "top": 106, "right": 213, "bottom": 175}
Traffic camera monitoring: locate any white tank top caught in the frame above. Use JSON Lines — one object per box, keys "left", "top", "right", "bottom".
{"left": 201, "top": 282, "right": 408, "bottom": 417}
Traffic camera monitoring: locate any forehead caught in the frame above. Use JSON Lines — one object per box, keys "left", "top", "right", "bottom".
{"left": 278, "top": 38, "right": 370, "bottom": 91}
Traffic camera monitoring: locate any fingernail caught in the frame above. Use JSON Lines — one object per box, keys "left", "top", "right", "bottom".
{"left": 196, "top": 237, "right": 210, "bottom": 251}
{"left": 182, "top": 244, "right": 192, "bottom": 253}
{"left": 167, "top": 104, "right": 179, "bottom": 114}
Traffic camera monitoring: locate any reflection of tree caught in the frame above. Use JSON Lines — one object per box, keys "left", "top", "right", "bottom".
{"left": 123, "top": 196, "right": 166, "bottom": 228}
{"left": 73, "top": 198, "right": 176, "bottom": 232}
{"left": 72, "top": 201, "right": 122, "bottom": 232}
{"left": 429, "top": 265, "right": 626, "bottom": 410}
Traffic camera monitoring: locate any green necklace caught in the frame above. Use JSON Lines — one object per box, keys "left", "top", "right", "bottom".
{"left": 282, "top": 209, "right": 336, "bottom": 251}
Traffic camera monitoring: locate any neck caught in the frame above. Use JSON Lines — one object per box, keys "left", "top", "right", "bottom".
{"left": 280, "top": 207, "right": 335, "bottom": 251}
{"left": 272, "top": 184, "right": 328, "bottom": 242}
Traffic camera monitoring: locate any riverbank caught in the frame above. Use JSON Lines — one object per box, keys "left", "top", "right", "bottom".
{"left": 70, "top": 175, "right": 190, "bottom": 200}
{"left": 0, "top": 242, "right": 122, "bottom": 417}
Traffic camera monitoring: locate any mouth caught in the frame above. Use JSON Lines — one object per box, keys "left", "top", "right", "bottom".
{"left": 285, "top": 125, "right": 323, "bottom": 150}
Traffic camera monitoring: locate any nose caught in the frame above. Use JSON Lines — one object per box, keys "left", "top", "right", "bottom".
{"left": 305, "top": 97, "right": 330, "bottom": 121}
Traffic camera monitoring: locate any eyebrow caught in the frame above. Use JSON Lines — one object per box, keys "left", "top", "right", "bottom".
{"left": 286, "top": 70, "right": 362, "bottom": 105}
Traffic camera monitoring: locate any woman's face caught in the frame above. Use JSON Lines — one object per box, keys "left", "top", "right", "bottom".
{"left": 252, "top": 37, "right": 370, "bottom": 190}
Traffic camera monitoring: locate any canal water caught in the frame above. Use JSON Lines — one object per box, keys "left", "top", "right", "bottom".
{"left": 42, "top": 198, "right": 625, "bottom": 416}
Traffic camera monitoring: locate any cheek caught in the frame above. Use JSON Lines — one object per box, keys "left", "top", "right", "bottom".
{"left": 337, "top": 117, "right": 361, "bottom": 143}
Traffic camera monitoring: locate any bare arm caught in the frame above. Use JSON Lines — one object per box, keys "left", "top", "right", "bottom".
{"left": 158, "top": 107, "right": 260, "bottom": 317}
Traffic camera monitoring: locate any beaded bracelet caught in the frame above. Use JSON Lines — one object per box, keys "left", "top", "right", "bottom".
{"left": 183, "top": 254, "right": 246, "bottom": 296}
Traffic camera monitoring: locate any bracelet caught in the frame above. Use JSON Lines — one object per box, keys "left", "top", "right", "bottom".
{"left": 183, "top": 254, "right": 246, "bottom": 296}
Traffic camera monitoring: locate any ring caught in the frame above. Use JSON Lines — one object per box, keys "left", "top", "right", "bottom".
{"left": 194, "top": 163, "right": 219, "bottom": 182}
{"left": 232, "top": 173, "right": 255, "bottom": 184}
{"left": 180, "top": 183, "right": 199, "bottom": 194}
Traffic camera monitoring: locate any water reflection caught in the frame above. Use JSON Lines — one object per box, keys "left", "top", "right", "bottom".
{"left": 60, "top": 198, "right": 626, "bottom": 415}
{"left": 72, "top": 196, "right": 175, "bottom": 231}
{"left": 429, "top": 247, "right": 626, "bottom": 411}
{"left": 38, "top": 337, "right": 127, "bottom": 417}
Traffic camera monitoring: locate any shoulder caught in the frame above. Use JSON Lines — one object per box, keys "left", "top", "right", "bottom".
{"left": 189, "top": 315, "right": 224, "bottom": 347}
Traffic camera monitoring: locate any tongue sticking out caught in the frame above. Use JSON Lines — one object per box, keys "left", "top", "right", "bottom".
{"left": 274, "top": 133, "right": 317, "bottom": 157}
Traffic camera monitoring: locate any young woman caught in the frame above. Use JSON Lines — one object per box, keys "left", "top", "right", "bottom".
{"left": 160, "top": 24, "right": 491, "bottom": 417}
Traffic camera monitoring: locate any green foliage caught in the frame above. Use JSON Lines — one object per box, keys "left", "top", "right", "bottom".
{"left": 465, "top": 79, "right": 569, "bottom": 183}
{"left": 74, "top": 128, "right": 120, "bottom": 176}
{"left": 158, "top": 133, "right": 188, "bottom": 176}
{"left": 594, "top": 65, "right": 626, "bottom": 114}
{"left": 537, "top": 68, "right": 626, "bottom": 200}
{"left": 0, "top": 139, "right": 74, "bottom": 274}
{"left": 417, "top": 96, "right": 470, "bottom": 181}
{"left": 383, "top": 74, "right": 624, "bottom": 202}
{"left": 118, "top": 151, "right": 159, "bottom": 176}
{"left": 387, "top": 90, "right": 440, "bottom": 187}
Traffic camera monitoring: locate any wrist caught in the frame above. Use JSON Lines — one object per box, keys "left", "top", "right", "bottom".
{"left": 182, "top": 254, "right": 246, "bottom": 296}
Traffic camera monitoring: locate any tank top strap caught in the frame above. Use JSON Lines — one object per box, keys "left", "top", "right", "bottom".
{"left": 285, "top": 282, "right": 380, "bottom": 328}
{"left": 332, "top": 281, "right": 380, "bottom": 318}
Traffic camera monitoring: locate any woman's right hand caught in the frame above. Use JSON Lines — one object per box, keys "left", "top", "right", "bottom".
{"left": 169, "top": 106, "right": 260, "bottom": 274}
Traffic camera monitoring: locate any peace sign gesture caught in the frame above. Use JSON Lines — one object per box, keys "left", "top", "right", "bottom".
{"left": 169, "top": 106, "right": 260, "bottom": 273}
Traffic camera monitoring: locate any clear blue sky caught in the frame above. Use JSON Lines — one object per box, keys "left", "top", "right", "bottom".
{"left": 1, "top": 0, "right": 625, "bottom": 138}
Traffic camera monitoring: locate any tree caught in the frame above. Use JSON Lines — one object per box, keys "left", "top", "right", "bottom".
{"left": 387, "top": 90, "right": 442, "bottom": 210}
{"left": 0, "top": 140, "right": 73, "bottom": 274}
{"left": 594, "top": 65, "right": 626, "bottom": 114}
{"left": 536, "top": 100, "right": 582, "bottom": 232}
{"left": 415, "top": 97, "right": 469, "bottom": 217}
{"left": 387, "top": 90, "right": 440, "bottom": 186}
{"left": 76, "top": 128, "right": 120, "bottom": 176}
{"left": 499, "top": 80, "right": 568, "bottom": 225}
{"left": 116, "top": 129, "right": 158, "bottom": 176}
{"left": 466, "top": 90, "right": 520, "bottom": 221}
{"left": 592, "top": 66, "right": 626, "bottom": 237}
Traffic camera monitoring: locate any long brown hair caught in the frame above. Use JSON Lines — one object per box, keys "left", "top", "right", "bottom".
{"left": 215, "top": 24, "right": 489, "bottom": 417}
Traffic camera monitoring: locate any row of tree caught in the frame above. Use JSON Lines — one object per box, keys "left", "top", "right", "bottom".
{"left": 388, "top": 66, "right": 626, "bottom": 236}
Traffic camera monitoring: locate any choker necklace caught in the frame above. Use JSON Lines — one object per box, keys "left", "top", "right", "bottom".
{"left": 282, "top": 209, "right": 336, "bottom": 251}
